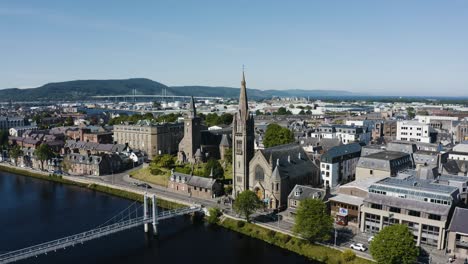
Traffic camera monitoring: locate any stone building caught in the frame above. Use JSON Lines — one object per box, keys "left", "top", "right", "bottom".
{"left": 0, "top": 116, "right": 24, "bottom": 130}
{"left": 355, "top": 151, "right": 413, "bottom": 180}
{"left": 168, "top": 171, "right": 223, "bottom": 199}
{"left": 248, "top": 143, "right": 320, "bottom": 210}
{"left": 178, "top": 97, "right": 204, "bottom": 163}
{"left": 447, "top": 207, "right": 468, "bottom": 259}
{"left": 233, "top": 71, "right": 255, "bottom": 198}
{"left": 114, "top": 120, "right": 184, "bottom": 159}
{"left": 283, "top": 184, "right": 327, "bottom": 222}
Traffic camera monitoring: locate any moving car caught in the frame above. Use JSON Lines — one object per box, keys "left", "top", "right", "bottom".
{"left": 350, "top": 243, "right": 367, "bottom": 251}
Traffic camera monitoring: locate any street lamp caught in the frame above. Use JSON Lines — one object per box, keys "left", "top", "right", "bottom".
{"left": 334, "top": 228, "right": 338, "bottom": 247}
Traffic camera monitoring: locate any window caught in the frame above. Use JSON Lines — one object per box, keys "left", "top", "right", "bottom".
{"left": 235, "top": 140, "right": 243, "bottom": 154}
{"left": 370, "top": 170, "right": 373, "bottom": 175}
{"left": 389, "top": 207, "right": 401, "bottom": 213}
{"left": 236, "top": 176, "right": 242, "bottom": 183}
{"left": 428, "top": 214, "right": 441, "bottom": 221}
{"left": 371, "top": 203, "right": 382, "bottom": 209}
{"left": 255, "top": 166, "right": 265, "bottom": 181}
{"left": 408, "top": 210, "right": 420, "bottom": 217}
{"left": 276, "top": 183, "right": 279, "bottom": 191}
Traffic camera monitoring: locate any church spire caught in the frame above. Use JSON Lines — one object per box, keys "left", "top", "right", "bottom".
{"left": 189, "top": 96, "right": 197, "bottom": 118}
{"left": 239, "top": 67, "right": 249, "bottom": 121}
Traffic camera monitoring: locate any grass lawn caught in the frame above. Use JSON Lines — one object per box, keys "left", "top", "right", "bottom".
{"left": 220, "top": 218, "right": 373, "bottom": 264}
{"left": 129, "top": 167, "right": 170, "bottom": 187}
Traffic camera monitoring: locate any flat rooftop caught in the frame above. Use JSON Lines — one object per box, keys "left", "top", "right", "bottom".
{"left": 364, "top": 151, "right": 409, "bottom": 160}
{"left": 373, "top": 176, "right": 458, "bottom": 195}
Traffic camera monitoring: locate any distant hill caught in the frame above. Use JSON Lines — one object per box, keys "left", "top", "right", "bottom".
{"left": 0, "top": 78, "right": 355, "bottom": 101}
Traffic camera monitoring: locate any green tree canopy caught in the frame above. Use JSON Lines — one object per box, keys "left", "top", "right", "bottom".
{"left": 34, "top": 144, "right": 55, "bottom": 170}
{"left": 9, "top": 145, "right": 23, "bottom": 166}
{"left": 203, "top": 158, "right": 224, "bottom": 179}
{"left": 369, "top": 224, "right": 419, "bottom": 264}
{"left": 233, "top": 190, "right": 263, "bottom": 222}
{"left": 204, "top": 113, "right": 234, "bottom": 127}
{"left": 64, "top": 116, "right": 74, "bottom": 126}
{"left": 0, "top": 130, "right": 9, "bottom": 147}
{"left": 293, "top": 198, "right": 333, "bottom": 242}
{"left": 151, "top": 154, "right": 175, "bottom": 169}
{"left": 274, "top": 107, "right": 292, "bottom": 115}
{"left": 263, "top": 124, "right": 295, "bottom": 148}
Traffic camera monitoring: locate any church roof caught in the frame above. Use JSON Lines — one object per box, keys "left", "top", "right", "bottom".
{"left": 219, "top": 134, "right": 231, "bottom": 147}
{"left": 260, "top": 143, "right": 318, "bottom": 181}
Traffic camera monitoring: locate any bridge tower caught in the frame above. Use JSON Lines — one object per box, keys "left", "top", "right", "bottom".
{"left": 143, "top": 193, "right": 149, "bottom": 233}
{"left": 152, "top": 195, "right": 158, "bottom": 237}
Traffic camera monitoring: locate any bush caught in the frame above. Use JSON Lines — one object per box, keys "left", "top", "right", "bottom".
{"left": 267, "top": 230, "right": 275, "bottom": 238}
{"left": 150, "top": 167, "right": 163, "bottom": 175}
{"left": 236, "top": 221, "right": 245, "bottom": 228}
{"left": 224, "top": 185, "right": 233, "bottom": 195}
{"left": 207, "top": 208, "right": 221, "bottom": 224}
{"left": 342, "top": 249, "right": 356, "bottom": 262}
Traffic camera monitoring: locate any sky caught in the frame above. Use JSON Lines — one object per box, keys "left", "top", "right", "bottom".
{"left": 0, "top": 0, "right": 467, "bottom": 96}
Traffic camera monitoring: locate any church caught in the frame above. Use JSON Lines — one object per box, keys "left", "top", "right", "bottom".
{"left": 232, "top": 71, "right": 321, "bottom": 210}
{"left": 178, "top": 96, "right": 232, "bottom": 164}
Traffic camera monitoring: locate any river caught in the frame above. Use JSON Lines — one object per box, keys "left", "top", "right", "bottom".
{"left": 0, "top": 171, "right": 313, "bottom": 264}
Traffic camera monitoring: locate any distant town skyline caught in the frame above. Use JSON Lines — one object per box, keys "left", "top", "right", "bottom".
{"left": 1, "top": 0, "right": 467, "bottom": 96}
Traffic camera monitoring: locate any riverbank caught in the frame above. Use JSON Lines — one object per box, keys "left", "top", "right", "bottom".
{"left": 219, "top": 217, "right": 373, "bottom": 264}
{"left": 0, "top": 164, "right": 181, "bottom": 209}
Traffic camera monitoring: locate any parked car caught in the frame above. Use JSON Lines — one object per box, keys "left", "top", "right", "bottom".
{"left": 350, "top": 243, "right": 367, "bottom": 251}
{"left": 138, "top": 183, "right": 152, "bottom": 189}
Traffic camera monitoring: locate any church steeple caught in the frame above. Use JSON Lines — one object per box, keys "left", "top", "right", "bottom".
{"left": 189, "top": 96, "right": 197, "bottom": 118}
{"left": 239, "top": 69, "right": 249, "bottom": 121}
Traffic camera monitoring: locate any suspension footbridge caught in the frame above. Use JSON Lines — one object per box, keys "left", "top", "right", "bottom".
{"left": 0, "top": 194, "right": 201, "bottom": 264}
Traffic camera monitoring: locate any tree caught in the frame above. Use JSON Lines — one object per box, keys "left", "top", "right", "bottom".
{"left": 204, "top": 158, "right": 224, "bottom": 179}
{"left": 293, "top": 198, "right": 333, "bottom": 242}
{"left": 0, "top": 130, "right": 9, "bottom": 147}
{"left": 263, "top": 124, "right": 295, "bottom": 148}
{"left": 274, "top": 107, "right": 292, "bottom": 115}
{"left": 370, "top": 224, "right": 419, "bottom": 264}
{"left": 34, "top": 144, "right": 55, "bottom": 171}
{"left": 223, "top": 147, "right": 233, "bottom": 164}
{"left": 406, "top": 107, "right": 416, "bottom": 119}
{"left": 255, "top": 110, "right": 264, "bottom": 116}
{"left": 233, "top": 190, "right": 263, "bottom": 222}
{"left": 298, "top": 110, "right": 305, "bottom": 115}
{"left": 151, "top": 154, "right": 175, "bottom": 169}
{"left": 207, "top": 207, "right": 222, "bottom": 224}
{"left": 64, "top": 116, "right": 74, "bottom": 126}
{"left": 9, "top": 145, "right": 23, "bottom": 166}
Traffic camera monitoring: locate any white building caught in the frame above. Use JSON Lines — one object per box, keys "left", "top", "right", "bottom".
{"left": 320, "top": 143, "right": 362, "bottom": 187}
{"left": 397, "top": 121, "right": 436, "bottom": 143}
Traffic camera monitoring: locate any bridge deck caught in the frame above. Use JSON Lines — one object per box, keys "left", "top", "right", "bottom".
{"left": 0, "top": 207, "right": 200, "bottom": 264}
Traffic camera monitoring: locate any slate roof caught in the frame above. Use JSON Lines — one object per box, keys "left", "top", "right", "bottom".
{"left": 259, "top": 143, "right": 318, "bottom": 181}
{"left": 443, "top": 160, "right": 468, "bottom": 175}
{"left": 448, "top": 207, "right": 468, "bottom": 234}
{"left": 288, "top": 184, "right": 325, "bottom": 201}
{"left": 321, "top": 143, "right": 362, "bottom": 163}
{"left": 65, "top": 140, "right": 128, "bottom": 153}
{"left": 171, "top": 172, "right": 217, "bottom": 189}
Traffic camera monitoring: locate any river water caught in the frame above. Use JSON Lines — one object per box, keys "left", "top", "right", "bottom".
{"left": 0, "top": 171, "right": 313, "bottom": 264}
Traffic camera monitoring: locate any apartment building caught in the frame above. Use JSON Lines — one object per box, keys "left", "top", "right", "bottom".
{"left": 396, "top": 120, "right": 437, "bottom": 143}
{"left": 113, "top": 120, "right": 184, "bottom": 159}
{"left": 311, "top": 124, "right": 370, "bottom": 145}
{"left": 320, "top": 143, "right": 362, "bottom": 187}
{"left": 356, "top": 151, "right": 413, "bottom": 180}
{"left": 360, "top": 176, "right": 460, "bottom": 249}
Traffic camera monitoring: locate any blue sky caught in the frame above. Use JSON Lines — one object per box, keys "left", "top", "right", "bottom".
{"left": 1, "top": 0, "right": 467, "bottom": 96}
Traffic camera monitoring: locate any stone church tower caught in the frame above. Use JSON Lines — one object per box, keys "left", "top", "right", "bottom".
{"left": 232, "top": 71, "right": 255, "bottom": 198}
{"left": 178, "top": 96, "right": 202, "bottom": 163}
